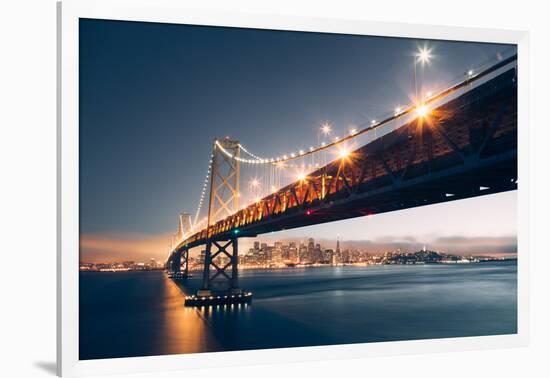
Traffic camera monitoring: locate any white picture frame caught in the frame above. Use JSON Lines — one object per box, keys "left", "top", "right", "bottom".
{"left": 57, "top": 1, "right": 530, "bottom": 376}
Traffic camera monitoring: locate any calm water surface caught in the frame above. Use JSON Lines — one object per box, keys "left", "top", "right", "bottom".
{"left": 79, "top": 261, "right": 517, "bottom": 360}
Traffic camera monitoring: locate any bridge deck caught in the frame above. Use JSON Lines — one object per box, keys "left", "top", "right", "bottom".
{"left": 176, "top": 67, "right": 517, "bottom": 251}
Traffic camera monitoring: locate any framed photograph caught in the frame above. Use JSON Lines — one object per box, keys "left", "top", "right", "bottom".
{"left": 58, "top": 1, "right": 529, "bottom": 376}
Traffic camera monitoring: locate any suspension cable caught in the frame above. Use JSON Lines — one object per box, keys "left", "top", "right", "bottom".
{"left": 217, "top": 53, "right": 517, "bottom": 166}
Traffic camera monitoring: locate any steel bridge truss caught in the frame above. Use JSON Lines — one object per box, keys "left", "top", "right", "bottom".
{"left": 178, "top": 67, "right": 517, "bottom": 248}
{"left": 168, "top": 248, "right": 189, "bottom": 278}
{"left": 199, "top": 238, "right": 239, "bottom": 295}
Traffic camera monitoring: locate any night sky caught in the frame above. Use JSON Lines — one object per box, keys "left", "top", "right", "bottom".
{"left": 79, "top": 19, "right": 517, "bottom": 262}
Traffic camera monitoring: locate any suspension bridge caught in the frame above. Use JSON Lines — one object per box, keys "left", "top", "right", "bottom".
{"left": 165, "top": 54, "right": 517, "bottom": 307}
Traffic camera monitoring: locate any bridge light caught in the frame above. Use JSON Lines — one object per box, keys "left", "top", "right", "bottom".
{"left": 234, "top": 228, "right": 240, "bottom": 234}
{"left": 350, "top": 128, "right": 357, "bottom": 135}
{"left": 394, "top": 106, "right": 402, "bottom": 116}
{"left": 321, "top": 123, "right": 331, "bottom": 135}
{"left": 250, "top": 179, "right": 259, "bottom": 187}
{"left": 415, "top": 104, "right": 430, "bottom": 118}
{"left": 338, "top": 148, "right": 350, "bottom": 159}
{"left": 467, "top": 69, "right": 474, "bottom": 77}
{"left": 416, "top": 47, "right": 432, "bottom": 64}
{"left": 296, "top": 172, "right": 307, "bottom": 182}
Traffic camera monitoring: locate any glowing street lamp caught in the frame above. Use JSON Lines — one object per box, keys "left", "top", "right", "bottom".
{"left": 415, "top": 104, "right": 430, "bottom": 118}
{"left": 318, "top": 122, "right": 332, "bottom": 155}
{"left": 394, "top": 106, "right": 402, "bottom": 116}
{"left": 416, "top": 47, "right": 432, "bottom": 64}
{"left": 338, "top": 148, "right": 350, "bottom": 159}
{"left": 414, "top": 46, "right": 432, "bottom": 100}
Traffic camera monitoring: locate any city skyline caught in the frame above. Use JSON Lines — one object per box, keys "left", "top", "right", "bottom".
{"left": 80, "top": 231, "right": 517, "bottom": 264}
{"left": 81, "top": 237, "right": 513, "bottom": 272}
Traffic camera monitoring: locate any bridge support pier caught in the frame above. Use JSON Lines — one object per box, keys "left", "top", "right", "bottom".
{"left": 186, "top": 237, "right": 252, "bottom": 307}
{"left": 181, "top": 248, "right": 189, "bottom": 277}
{"left": 170, "top": 250, "right": 181, "bottom": 273}
{"left": 168, "top": 248, "right": 190, "bottom": 280}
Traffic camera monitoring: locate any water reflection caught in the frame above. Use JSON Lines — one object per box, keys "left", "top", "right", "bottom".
{"left": 160, "top": 277, "right": 221, "bottom": 355}
{"left": 80, "top": 262, "right": 517, "bottom": 359}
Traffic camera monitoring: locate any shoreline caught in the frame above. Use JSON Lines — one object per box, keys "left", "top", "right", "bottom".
{"left": 79, "top": 258, "right": 517, "bottom": 273}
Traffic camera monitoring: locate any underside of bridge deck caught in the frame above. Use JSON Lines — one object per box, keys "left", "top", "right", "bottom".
{"left": 177, "top": 66, "right": 517, "bottom": 249}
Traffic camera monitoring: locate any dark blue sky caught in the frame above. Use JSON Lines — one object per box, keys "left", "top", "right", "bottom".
{"left": 79, "top": 18, "right": 516, "bottom": 237}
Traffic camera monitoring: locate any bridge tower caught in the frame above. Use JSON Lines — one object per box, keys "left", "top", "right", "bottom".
{"left": 198, "top": 138, "right": 242, "bottom": 297}
{"left": 177, "top": 212, "right": 192, "bottom": 240}
{"left": 168, "top": 213, "right": 193, "bottom": 279}
{"left": 177, "top": 212, "right": 192, "bottom": 278}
